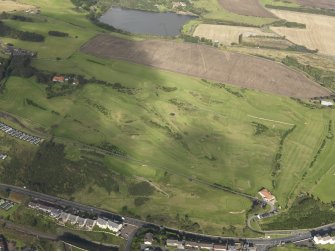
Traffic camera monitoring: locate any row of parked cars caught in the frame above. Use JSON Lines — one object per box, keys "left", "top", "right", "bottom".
{"left": 0, "top": 198, "right": 15, "bottom": 211}
{"left": 0, "top": 122, "right": 43, "bottom": 145}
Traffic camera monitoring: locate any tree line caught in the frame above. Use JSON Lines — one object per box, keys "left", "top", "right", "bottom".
{"left": 0, "top": 21, "right": 44, "bottom": 42}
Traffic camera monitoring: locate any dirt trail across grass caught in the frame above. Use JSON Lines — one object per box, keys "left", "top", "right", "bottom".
{"left": 218, "top": 0, "right": 276, "bottom": 18}
{"left": 81, "top": 35, "right": 330, "bottom": 98}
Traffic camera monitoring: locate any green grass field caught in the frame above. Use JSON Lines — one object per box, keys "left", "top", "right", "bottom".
{"left": 260, "top": 0, "right": 300, "bottom": 8}
{"left": 0, "top": 0, "right": 334, "bottom": 235}
{"left": 193, "top": 0, "right": 276, "bottom": 26}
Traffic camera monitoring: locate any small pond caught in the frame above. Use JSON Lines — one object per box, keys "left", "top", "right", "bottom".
{"left": 99, "top": 7, "right": 196, "bottom": 36}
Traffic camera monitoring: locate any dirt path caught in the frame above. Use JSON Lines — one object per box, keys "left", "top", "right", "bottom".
{"left": 248, "top": 115, "right": 295, "bottom": 126}
{"left": 135, "top": 176, "right": 170, "bottom": 197}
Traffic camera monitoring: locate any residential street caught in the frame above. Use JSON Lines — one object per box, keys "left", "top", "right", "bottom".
{"left": 0, "top": 183, "right": 334, "bottom": 251}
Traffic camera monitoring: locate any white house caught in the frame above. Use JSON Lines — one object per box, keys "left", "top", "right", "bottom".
{"left": 28, "top": 202, "right": 38, "bottom": 209}
{"left": 96, "top": 218, "right": 108, "bottom": 229}
{"left": 59, "top": 212, "right": 70, "bottom": 224}
{"left": 85, "top": 219, "right": 96, "bottom": 230}
{"left": 69, "top": 214, "right": 78, "bottom": 225}
{"left": 214, "top": 244, "right": 227, "bottom": 251}
{"left": 37, "top": 204, "right": 52, "bottom": 213}
{"left": 313, "top": 235, "right": 335, "bottom": 245}
{"left": 107, "top": 221, "right": 123, "bottom": 232}
{"left": 321, "top": 100, "right": 334, "bottom": 107}
{"left": 0, "top": 154, "right": 7, "bottom": 160}
{"left": 50, "top": 208, "right": 61, "bottom": 218}
{"left": 200, "top": 243, "right": 214, "bottom": 250}
{"left": 166, "top": 239, "right": 180, "bottom": 247}
{"left": 77, "top": 217, "right": 87, "bottom": 228}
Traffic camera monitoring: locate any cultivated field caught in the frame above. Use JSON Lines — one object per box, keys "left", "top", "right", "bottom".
{"left": 294, "top": 0, "right": 335, "bottom": 10}
{"left": 193, "top": 24, "right": 278, "bottom": 45}
{"left": 270, "top": 10, "right": 335, "bottom": 56}
{"left": 218, "top": 0, "right": 276, "bottom": 18}
{"left": 0, "top": 0, "right": 35, "bottom": 12}
{"left": 81, "top": 35, "right": 329, "bottom": 98}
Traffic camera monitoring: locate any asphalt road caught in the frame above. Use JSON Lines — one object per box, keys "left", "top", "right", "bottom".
{"left": 1, "top": 183, "right": 334, "bottom": 250}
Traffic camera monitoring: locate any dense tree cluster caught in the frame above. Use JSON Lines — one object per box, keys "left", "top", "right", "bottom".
{"left": 2, "top": 140, "right": 120, "bottom": 195}
{"left": 0, "top": 12, "right": 34, "bottom": 22}
{"left": 262, "top": 196, "right": 335, "bottom": 230}
{"left": 283, "top": 56, "right": 335, "bottom": 89}
{"left": 0, "top": 21, "right": 44, "bottom": 42}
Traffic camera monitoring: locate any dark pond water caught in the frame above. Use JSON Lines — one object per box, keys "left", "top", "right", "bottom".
{"left": 99, "top": 7, "right": 196, "bottom": 36}
{"left": 60, "top": 233, "right": 118, "bottom": 251}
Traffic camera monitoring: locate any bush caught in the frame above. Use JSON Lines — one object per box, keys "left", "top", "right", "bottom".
{"left": 252, "top": 122, "right": 269, "bottom": 135}
{"left": 128, "top": 182, "right": 154, "bottom": 196}
{"left": 261, "top": 196, "right": 335, "bottom": 230}
{"left": 282, "top": 56, "right": 335, "bottom": 89}
{"left": 134, "top": 197, "right": 150, "bottom": 207}
{"left": 0, "top": 21, "right": 44, "bottom": 42}
{"left": 26, "top": 98, "right": 47, "bottom": 111}
{"left": 48, "top": 30, "right": 69, "bottom": 37}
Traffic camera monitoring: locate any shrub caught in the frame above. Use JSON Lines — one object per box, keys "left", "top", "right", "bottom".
{"left": 48, "top": 30, "right": 69, "bottom": 37}
{"left": 128, "top": 182, "right": 154, "bottom": 196}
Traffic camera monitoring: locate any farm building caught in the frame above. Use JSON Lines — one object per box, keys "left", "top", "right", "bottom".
{"left": 321, "top": 100, "right": 334, "bottom": 106}
{"left": 52, "top": 75, "right": 65, "bottom": 83}
{"left": 258, "top": 188, "right": 276, "bottom": 203}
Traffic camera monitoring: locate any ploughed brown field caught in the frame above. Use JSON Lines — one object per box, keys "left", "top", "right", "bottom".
{"left": 218, "top": 0, "right": 276, "bottom": 18}
{"left": 81, "top": 35, "right": 330, "bottom": 98}
{"left": 294, "top": 0, "right": 335, "bottom": 10}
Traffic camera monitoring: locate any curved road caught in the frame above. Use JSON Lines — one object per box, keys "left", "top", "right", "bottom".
{"left": 1, "top": 183, "right": 334, "bottom": 251}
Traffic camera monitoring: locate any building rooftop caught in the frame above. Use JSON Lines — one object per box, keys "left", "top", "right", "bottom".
{"left": 259, "top": 188, "right": 275, "bottom": 201}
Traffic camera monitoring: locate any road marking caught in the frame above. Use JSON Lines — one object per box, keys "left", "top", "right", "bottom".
{"left": 248, "top": 115, "right": 295, "bottom": 126}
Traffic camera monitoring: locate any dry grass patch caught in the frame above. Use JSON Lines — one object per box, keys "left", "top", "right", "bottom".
{"left": 293, "top": 0, "right": 335, "bottom": 10}
{"left": 270, "top": 10, "right": 335, "bottom": 56}
{"left": 0, "top": 0, "right": 35, "bottom": 12}
{"left": 193, "top": 24, "right": 278, "bottom": 45}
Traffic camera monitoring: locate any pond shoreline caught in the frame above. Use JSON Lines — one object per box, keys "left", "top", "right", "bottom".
{"left": 99, "top": 7, "right": 197, "bottom": 36}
